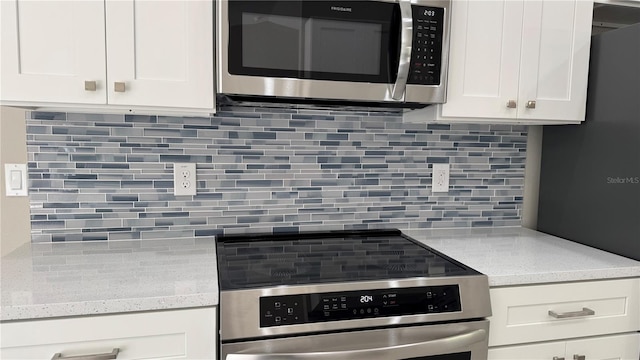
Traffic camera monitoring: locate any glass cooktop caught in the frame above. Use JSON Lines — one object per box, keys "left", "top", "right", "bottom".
{"left": 216, "top": 229, "right": 477, "bottom": 290}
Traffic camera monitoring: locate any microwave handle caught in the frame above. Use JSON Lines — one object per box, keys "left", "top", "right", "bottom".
{"left": 225, "top": 329, "right": 486, "bottom": 360}
{"left": 391, "top": 0, "right": 413, "bottom": 101}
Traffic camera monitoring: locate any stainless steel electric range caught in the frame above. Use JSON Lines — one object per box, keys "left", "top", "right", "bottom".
{"left": 216, "top": 229, "right": 491, "bottom": 360}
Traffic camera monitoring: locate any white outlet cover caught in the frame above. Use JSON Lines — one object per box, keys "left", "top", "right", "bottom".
{"left": 432, "top": 163, "right": 450, "bottom": 193}
{"left": 174, "top": 163, "right": 196, "bottom": 196}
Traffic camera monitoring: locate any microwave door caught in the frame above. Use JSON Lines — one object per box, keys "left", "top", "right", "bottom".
{"left": 221, "top": 0, "right": 404, "bottom": 103}
{"left": 303, "top": 18, "right": 384, "bottom": 78}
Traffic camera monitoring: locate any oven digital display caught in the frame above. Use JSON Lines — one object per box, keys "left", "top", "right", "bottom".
{"left": 260, "top": 285, "right": 461, "bottom": 327}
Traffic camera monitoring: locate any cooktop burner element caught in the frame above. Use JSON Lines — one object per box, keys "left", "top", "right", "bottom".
{"left": 216, "top": 229, "right": 470, "bottom": 290}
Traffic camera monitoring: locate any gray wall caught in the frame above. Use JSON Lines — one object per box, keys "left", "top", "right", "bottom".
{"left": 1, "top": 106, "right": 32, "bottom": 255}
{"left": 26, "top": 106, "right": 528, "bottom": 242}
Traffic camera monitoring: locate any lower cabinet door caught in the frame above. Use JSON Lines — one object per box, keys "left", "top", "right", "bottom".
{"left": 566, "top": 333, "right": 640, "bottom": 360}
{"left": 488, "top": 341, "right": 565, "bottom": 360}
{"left": 0, "top": 307, "right": 217, "bottom": 360}
{"left": 488, "top": 333, "right": 640, "bottom": 360}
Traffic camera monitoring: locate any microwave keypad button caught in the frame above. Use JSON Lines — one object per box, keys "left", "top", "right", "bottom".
{"left": 410, "top": 5, "right": 443, "bottom": 86}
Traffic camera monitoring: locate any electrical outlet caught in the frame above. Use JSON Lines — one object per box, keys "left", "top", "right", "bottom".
{"left": 432, "top": 163, "right": 450, "bottom": 193}
{"left": 174, "top": 163, "right": 196, "bottom": 196}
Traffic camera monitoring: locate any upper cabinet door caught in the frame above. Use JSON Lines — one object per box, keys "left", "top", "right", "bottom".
{"left": 0, "top": 0, "right": 107, "bottom": 104}
{"left": 104, "top": 0, "right": 214, "bottom": 110}
{"left": 517, "top": 0, "right": 594, "bottom": 121}
{"left": 440, "top": 0, "right": 524, "bottom": 119}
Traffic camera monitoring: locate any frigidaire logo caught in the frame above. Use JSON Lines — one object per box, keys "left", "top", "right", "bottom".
{"left": 607, "top": 176, "right": 640, "bottom": 184}
{"left": 331, "top": 6, "right": 352, "bottom": 12}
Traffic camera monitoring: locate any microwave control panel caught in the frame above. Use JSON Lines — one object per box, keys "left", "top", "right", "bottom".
{"left": 408, "top": 6, "right": 445, "bottom": 86}
{"left": 259, "top": 285, "right": 461, "bottom": 327}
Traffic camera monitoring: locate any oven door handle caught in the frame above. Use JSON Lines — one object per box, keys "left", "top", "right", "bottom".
{"left": 391, "top": 0, "right": 413, "bottom": 101}
{"left": 225, "top": 328, "right": 486, "bottom": 360}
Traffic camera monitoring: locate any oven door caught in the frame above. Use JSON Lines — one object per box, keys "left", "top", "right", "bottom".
{"left": 221, "top": 319, "right": 489, "bottom": 360}
{"left": 217, "top": 0, "right": 416, "bottom": 103}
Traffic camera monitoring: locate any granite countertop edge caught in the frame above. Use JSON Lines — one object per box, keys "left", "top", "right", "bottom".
{"left": 0, "top": 294, "right": 219, "bottom": 323}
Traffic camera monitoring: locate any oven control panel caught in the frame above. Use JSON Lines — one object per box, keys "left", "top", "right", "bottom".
{"left": 260, "top": 285, "right": 461, "bottom": 327}
{"left": 408, "top": 5, "right": 445, "bottom": 86}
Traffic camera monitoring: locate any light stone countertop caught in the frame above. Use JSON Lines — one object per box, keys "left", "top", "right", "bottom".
{"left": 1, "top": 237, "right": 218, "bottom": 321}
{"left": 3, "top": 227, "right": 640, "bottom": 322}
{"left": 404, "top": 227, "right": 640, "bottom": 287}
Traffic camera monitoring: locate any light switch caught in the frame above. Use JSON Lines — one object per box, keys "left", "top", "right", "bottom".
{"left": 4, "top": 164, "right": 28, "bottom": 196}
{"left": 10, "top": 170, "right": 22, "bottom": 190}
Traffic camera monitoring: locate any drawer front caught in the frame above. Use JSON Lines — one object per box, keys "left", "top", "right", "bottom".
{"left": 489, "top": 278, "right": 640, "bottom": 346}
{"left": 0, "top": 307, "right": 216, "bottom": 360}
{"left": 488, "top": 340, "right": 565, "bottom": 360}
{"left": 488, "top": 333, "right": 640, "bottom": 360}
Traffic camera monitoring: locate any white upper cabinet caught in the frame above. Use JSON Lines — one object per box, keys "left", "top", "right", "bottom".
{"left": 105, "top": 0, "right": 214, "bottom": 110}
{"left": 0, "top": 1, "right": 107, "bottom": 104}
{"left": 408, "top": 0, "right": 594, "bottom": 124}
{"left": 516, "top": 0, "right": 594, "bottom": 121}
{"left": 441, "top": 0, "right": 524, "bottom": 119}
{"left": 1, "top": 0, "right": 214, "bottom": 113}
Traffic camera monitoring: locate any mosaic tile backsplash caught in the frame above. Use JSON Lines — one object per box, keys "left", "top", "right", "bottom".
{"left": 26, "top": 107, "right": 527, "bottom": 242}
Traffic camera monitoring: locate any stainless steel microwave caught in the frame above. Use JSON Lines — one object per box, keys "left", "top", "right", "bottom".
{"left": 216, "top": 0, "right": 451, "bottom": 108}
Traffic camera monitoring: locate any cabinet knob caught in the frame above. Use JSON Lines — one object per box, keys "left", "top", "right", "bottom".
{"left": 526, "top": 100, "right": 536, "bottom": 109}
{"left": 114, "top": 82, "right": 126, "bottom": 92}
{"left": 52, "top": 348, "right": 119, "bottom": 360}
{"left": 506, "top": 100, "right": 517, "bottom": 108}
{"left": 84, "top": 81, "right": 97, "bottom": 91}
{"left": 573, "top": 355, "right": 586, "bottom": 360}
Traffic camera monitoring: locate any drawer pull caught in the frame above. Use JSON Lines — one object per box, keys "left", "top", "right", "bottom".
{"left": 548, "top": 307, "right": 595, "bottom": 319}
{"left": 573, "top": 355, "right": 586, "bottom": 360}
{"left": 51, "top": 348, "right": 119, "bottom": 360}
{"left": 553, "top": 357, "right": 565, "bottom": 360}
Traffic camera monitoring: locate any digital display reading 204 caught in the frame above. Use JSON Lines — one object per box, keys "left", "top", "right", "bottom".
{"left": 259, "top": 285, "right": 461, "bottom": 328}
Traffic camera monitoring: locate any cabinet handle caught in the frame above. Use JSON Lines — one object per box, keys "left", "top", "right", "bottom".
{"left": 84, "top": 81, "right": 97, "bottom": 91}
{"left": 506, "top": 100, "right": 517, "bottom": 108}
{"left": 548, "top": 307, "right": 595, "bottom": 319}
{"left": 553, "top": 357, "right": 565, "bottom": 360}
{"left": 526, "top": 100, "right": 536, "bottom": 109}
{"left": 51, "top": 348, "right": 119, "bottom": 360}
{"left": 573, "top": 355, "right": 586, "bottom": 360}
{"left": 114, "top": 82, "right": 126, "bottom": 92}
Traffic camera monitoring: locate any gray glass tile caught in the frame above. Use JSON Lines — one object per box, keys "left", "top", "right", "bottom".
{"left": 26, "top": 107, "right": 527, "bottom": 241}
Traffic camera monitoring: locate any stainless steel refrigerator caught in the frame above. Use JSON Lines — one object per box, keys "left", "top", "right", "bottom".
{"left": 537, "top": 22, "right": 640, "bottom": 261}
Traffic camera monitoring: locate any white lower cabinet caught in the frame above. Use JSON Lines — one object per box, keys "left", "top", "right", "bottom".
{"left": 0, "top": 307, "right": 217, "bottom": 360}
{"left": 489, "top": 333, "right": 640, "bottom": 360}
{"left": 488, "top": 278, "right": 640, "bottom": 360}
